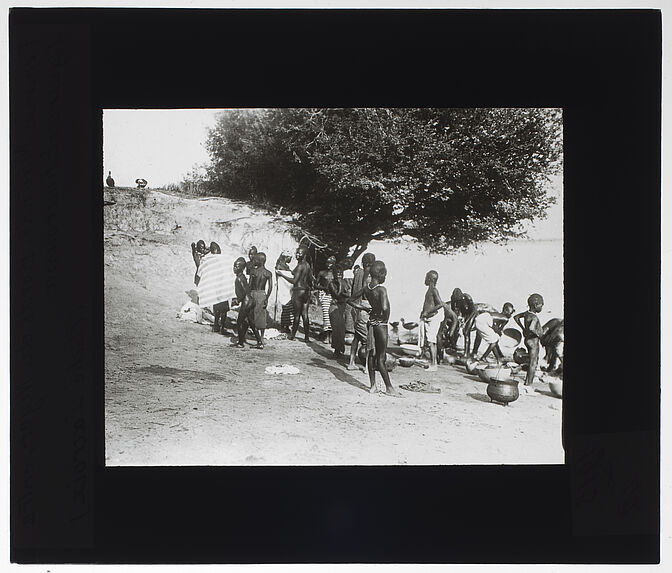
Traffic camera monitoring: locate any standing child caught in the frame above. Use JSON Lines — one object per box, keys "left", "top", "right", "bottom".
{"left": 328, "top": 264, "right": 350, "bottom": 357}
{"left": 231, "top": 257, "right": 263, "bottom": 348}
{"left": 317, "top": 255, "right": 337, "bottom": 344}
{"left": 418, "top": 270, "right": 449, "bottom": 372}
{"left": 514, "top": 294, "right": 544, "bottom": 388}
{"left": 248, "top": 252, "right": 273, "bottom": 347}
{"left": 349, "top": 260, "right": 401, "bottom": 397}
{"left": 279, "top": 246, "right": 314, "bottom": 342}
{"left": 346, "top": 253, "right": 375, "bottom": 370}
{"left": 275, "top": 251, "right": 294, "bottom": 332}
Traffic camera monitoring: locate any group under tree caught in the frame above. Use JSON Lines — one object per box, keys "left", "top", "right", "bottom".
{"left": 194, "top": 108, "right": 562, "bottom": 261}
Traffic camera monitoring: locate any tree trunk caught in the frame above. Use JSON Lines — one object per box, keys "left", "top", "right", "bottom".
{"left": 350, "top": 242, "right": 370, "bottom": 262}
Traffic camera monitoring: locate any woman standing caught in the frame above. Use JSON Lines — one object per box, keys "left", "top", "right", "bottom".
{"left": 328, "top": 264, "right": 350, "bottom": 357}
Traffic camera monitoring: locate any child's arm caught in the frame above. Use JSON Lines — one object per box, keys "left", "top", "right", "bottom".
{"left": 513, "top": 311, "right": 525, "bottom": 330}
{"left": 444, "top": 305, "right": 459, "bottom": 339}
{"left": 379, "top": 288, "right": 391, "bottom": 323}
{"left": 531, "top": 315, "right": 543, "bottom": 337}
{"left": 265, "top": 270, "right": 273, "bottom": 300}
{"left": 348, "top": 286, "right": 366, "bottom": 302}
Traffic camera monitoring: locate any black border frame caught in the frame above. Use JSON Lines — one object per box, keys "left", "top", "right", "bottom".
{"left": 10, "top": 8, "right": 661, "bottom": 564}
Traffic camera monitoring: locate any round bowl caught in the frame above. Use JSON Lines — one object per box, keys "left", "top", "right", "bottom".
{"left": 465, "top": 360, "right": 479, "bottom": 374}
{"left": 485, "top": 367, "right": 512, "bottom": 382}
{"left": 548, "top": 378, "right": 563, "bottom": 397}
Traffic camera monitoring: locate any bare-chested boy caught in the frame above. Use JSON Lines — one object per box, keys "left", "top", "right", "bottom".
{"left": 514, "top": 294, "right": 544, "bottom": 387}
{"left": 419, "top": 270, "right": 450, "bottom": 372}
{"left": 231, "top": 257, "right": 263, "bottom": 349}
{"left": 279, "top": 245, "right": 314, "bottom": 342}
{"left": 248, "top": 252, "right": 273, "bottom": 347}
{"left": 348, "top": 260, "right": 401, "bottom": 397}
{"left": 346, "top": 253, "right": 375, "bottom": 370}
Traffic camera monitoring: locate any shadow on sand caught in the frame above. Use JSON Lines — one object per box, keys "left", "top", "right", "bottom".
{"left": 305, "top": 342, "right": 370, "bottom": 392}
{"left": 466, "top": 392, "right": 494, "bottom": 404}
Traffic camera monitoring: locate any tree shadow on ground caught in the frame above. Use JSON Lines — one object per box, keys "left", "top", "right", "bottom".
{"left": 305, "top": 342, "right": 370, "bottom": 392}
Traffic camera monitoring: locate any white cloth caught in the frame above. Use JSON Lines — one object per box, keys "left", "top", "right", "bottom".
{"left": 475, "top": 312, "right": 500, "bottom": 344}
{"left": 417, "top": 308, "right": 445, "bottom": 351}
{"left": 196, "top": 254, "right": 236, "bottom": 309}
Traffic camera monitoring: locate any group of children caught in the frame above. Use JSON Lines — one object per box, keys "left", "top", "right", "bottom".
{"left": 418, "top": 270, "right": 552, "bottom": 387}
{"left": 191, "top": 240, "right": 558, "bottom": 395}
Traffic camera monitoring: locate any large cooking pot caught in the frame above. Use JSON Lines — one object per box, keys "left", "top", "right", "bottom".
{"left": 486, "top": 378, "right": 520, "bottom": 405}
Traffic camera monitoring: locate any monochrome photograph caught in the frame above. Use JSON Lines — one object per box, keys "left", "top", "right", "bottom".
{"left": 103, "top": 107, "right": 564, "bottom": 466}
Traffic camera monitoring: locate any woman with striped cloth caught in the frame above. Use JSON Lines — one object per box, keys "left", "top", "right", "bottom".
{"left": 316, "top": 255, "right": 336, "bottom": 344}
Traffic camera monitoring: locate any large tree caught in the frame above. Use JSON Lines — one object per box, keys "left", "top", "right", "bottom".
{"left": 204, "top": 108, "right": 562, "bottom": 260}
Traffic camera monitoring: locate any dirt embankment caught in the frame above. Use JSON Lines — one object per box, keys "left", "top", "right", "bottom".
{"left": 104, "top": 188, "right": 563, "bottom": 466}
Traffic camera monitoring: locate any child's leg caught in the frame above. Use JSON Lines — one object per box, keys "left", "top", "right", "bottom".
{"left": 480, "top": 342, "right": 497, "bottom": 361}
{"left": 289, "top": 294, "right": 301, "bottom": 340}
{"left": 525, "top": 338, "right": 539, "bottom": 385}
{"left": 471, "top": 332, "right": 482, "bottom": 357}
{"left": 367, "top": 348, "right": 377, "bottom": 392}
{"left": 374, "top": 325, "right": 399, "bottom": 395}
{"left": 236, "top": 311, "right": 247, "bottom": 347}
{"left": 428, "top": 342, "right": 438, "bottom": 371}
{"left": 212, "top": 303, "right": 222, "bottom": 332}
{"left": 347, "top": 336, "right": 360, "bottom": 370}
{"left": 302, "top": 299, "right": 310, "bottom": 342}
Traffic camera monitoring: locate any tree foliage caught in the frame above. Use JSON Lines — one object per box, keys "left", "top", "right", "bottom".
{"left": 204, "top": 108, "right": 562, "bottom": 259}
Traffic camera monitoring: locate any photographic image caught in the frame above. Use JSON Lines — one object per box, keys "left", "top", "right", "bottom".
{"left": 104, "top": 107, "right": 564, "bottom": 466}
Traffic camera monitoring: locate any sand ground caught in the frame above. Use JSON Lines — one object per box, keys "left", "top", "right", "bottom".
{"left": 104, "top": 189, "right": 563, "bottom": 466}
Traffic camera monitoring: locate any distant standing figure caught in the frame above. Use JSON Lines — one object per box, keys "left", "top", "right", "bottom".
{"left": 245, "top": 246, "right": 258, "bottom": 276}
{"left": 106, "top": 171, "right": 115, "bottom": 188}
{"left": 514, "top": 294, "right": 544, "bottom": 387}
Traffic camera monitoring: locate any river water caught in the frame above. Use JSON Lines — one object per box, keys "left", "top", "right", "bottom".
{"left": 361, "top": 237, "right": 564, "bottom": 326}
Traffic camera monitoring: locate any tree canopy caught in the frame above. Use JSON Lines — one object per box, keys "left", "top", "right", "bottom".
{"left": 201, "top": 108, "right": 562, "bottom": 260}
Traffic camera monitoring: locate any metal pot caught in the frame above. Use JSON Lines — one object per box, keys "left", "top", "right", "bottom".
{"left": 486, "top": 378, "right": 520, "bottom": 405}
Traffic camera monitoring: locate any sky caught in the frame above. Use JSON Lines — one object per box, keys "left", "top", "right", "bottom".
{"left": 103, "top": 108, "right": 220, "bottom": 188}
{"left": 102, "top": 108, "right": 562, "bottom": 240}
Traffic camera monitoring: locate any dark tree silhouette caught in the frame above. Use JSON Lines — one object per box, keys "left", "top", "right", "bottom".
{"left": 203, "top": 108, "right": 562, "bottom": 260}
